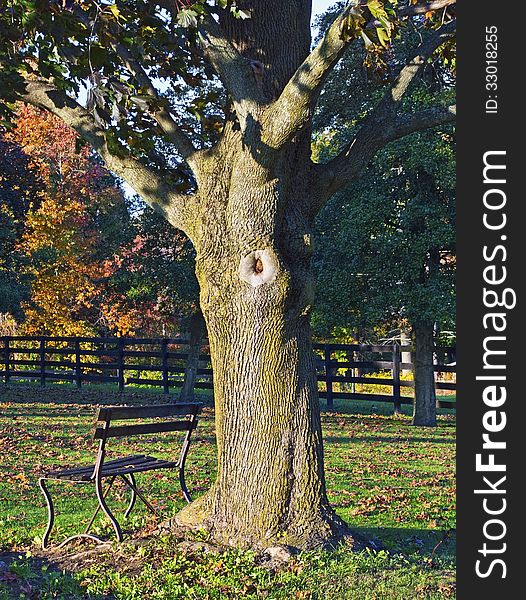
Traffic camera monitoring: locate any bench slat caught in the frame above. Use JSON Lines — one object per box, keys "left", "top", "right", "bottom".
{"left": 94, "top": 420, "right": 195, "bottom": 439}
{"left": 99, "top": 454, "right": 149, "bottom": 468}
{"left": 104, "top": 460, "right": 178, "bottom": 477}
{"left": 50, "top": 454, "right": 150, "bottom": 477}
{"left": 47, "top": 455, "right": 178, "bottom": 480}
{"left": 96, "top": 403, "right": 200, "bottom": 421}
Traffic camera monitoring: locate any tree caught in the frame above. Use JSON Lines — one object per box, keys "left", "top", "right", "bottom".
{"left": 9, "top": 105, "right": 133, "bottom": 336}
{"left": 311, "top": 16, "right": 455, "bottom": 427}
{"left": 0, "top": 0, "right": 456, "bottom": 549}
{"left": 0, "top": 130, "right": 42, "bottom": 317}
{"left": 314, "top": 130, "right": 455, "bottom": 426}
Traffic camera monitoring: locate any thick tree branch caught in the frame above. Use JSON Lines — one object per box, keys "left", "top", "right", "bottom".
{"left": 263, "top": 3, "right": 355, "bottom": 148}
{"left": 111, "top": 43, "right": 198, "bottom": 164}
{"left": 199, "top": 13, "right": 264, "bottom": 128}
{"left": 19, "top": 80, "right": 198, "bottom": 238}
{"left": 264, "top": 2, "right": 456, "bottom": 149}
{"left": 313, "top": 19, "right": 456, "bottom": 203}
{"left": 384, "top": 19, "right": 456, "bottom": 108}
{"left": 314, "top": 105, "right": 456, "bottom": 200}
{"left": 313, "top": 103, "right": 455, "bottom": 202}
{"left": 385, "top": 104, "right": 456, "bottom": 143}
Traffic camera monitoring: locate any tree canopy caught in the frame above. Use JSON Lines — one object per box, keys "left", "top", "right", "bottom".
{"left": 0, "top": 0, "right": 456, "bottom": 235}
{"left": 311, "top": 12, "right": 455, "bottom": 341}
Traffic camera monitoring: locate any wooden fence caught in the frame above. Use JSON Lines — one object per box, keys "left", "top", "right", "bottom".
{"left": 313, "top": 343, "right": 456, "bottom": 410}
{"left": 0, "top": 336, "right": 456, "bottom": 410}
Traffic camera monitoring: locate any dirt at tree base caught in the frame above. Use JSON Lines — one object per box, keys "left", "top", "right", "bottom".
{"left": 2, "top": 519, "right": 366, "bottom": 581}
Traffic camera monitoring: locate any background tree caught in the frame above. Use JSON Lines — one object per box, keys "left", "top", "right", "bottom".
{"left": 0, "top": 130, "right": 42, "bottom": 318}
{"left": 3, "top": 106, "right": 199, "bottom": 336}
{"left": 9, "top": 105, "right": 134, "bottom": 335}
{"left": 312, "top": 12, "right": 455, "bottom": 426}
{"left": 0, "top": 0, "right": 456, "bottom": 548}
{"left": 314, "top": 131, "right": 455, "bottom": 426}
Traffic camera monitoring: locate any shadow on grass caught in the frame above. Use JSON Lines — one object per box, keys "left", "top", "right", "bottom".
{"left": 324, "top": 436, "right": 455, "bottom": 445}
{"left": 1, "top": 383, "right": 212, "bottom": 405}
{"left": 0, "top": 551, "right": 109, "bottom": 599}
{"left": 351, "top": 526, "right": 456, "bottom": 560}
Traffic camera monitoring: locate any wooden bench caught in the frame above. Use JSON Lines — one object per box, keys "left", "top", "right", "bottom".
{"left": 38, "top": 402, "right": 201, "bottom": 549}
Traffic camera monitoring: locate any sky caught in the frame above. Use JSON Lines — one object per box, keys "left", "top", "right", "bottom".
{"left": 312, "top": 0, "right": 336, "bottom": 20}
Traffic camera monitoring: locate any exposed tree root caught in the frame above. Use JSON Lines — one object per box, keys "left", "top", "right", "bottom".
{"left": 170, "top": 490, "right": 358, "bottom": 552}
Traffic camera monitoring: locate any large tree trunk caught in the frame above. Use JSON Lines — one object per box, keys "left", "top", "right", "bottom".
{"left": 167, "top": 3, "right": 352, "bottom": 550}
{"left": 173, "top": 116, "right": 349, "bottom": 548}
{"left": 412, "top": 321, "right": 437, "bottom": 427}
{"left": 177, "top": 298, "right": 344, "bottom": 548}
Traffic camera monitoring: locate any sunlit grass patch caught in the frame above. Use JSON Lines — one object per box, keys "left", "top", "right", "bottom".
{"left": 0, "top": 384, "right": 455, "bottom": 598}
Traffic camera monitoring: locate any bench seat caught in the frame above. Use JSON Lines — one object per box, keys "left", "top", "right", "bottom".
{"left": 46, "top": 455, "right": 179, "bottom": 481}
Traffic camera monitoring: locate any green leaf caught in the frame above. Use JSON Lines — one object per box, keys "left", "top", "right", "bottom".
{"left": 377, "top": 28, "right": 390, "bottom": 48}
{"left": 177, "top": 9, "right": 198, "bottom": 29}
{"left": 367, "top": 0, "right": 385, "bottom": 18}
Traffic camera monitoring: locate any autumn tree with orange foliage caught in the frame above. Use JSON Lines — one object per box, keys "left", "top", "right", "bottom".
{"left": 4, "top": 106, "right": 198, "bottom": 336}
{"left": 9, "top": 105, "right": 133, "bottom": 336}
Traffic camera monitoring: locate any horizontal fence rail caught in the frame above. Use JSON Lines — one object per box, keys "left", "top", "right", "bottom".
{"left": 0, "top": 336, "right": 456, "bottom": 411}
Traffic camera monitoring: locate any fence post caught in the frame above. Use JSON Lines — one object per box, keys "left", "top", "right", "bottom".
{"left": 75, "top": 338, "right": 82, "bottom": 389}
{"left": 179, "top": 312, "right": 205, "bottom": 403}
{"left": 3, "top": 337, "right": 10, "bottom": 384}
{"left": 325, "top": 344, "right": 334, "bottom": 410}
{"left": 39, "top": 337, "right": 46, "bottom": 387}
{"left": 117, "top": 338, "right": 125, "bottom": 392}
{"left": 349, "top": 349, "right": 356, "bottom": 394}
{"left": 161, "top": 338, "right": 169, "bottom": 394}
{"left": 392, "top": 344, "right": 402, "bottom": 415}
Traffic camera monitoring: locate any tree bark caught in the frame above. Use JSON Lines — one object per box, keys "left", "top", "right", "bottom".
{"left": 171, "top": 121, "right": 349, "bottom": 548}
{"left": 412, "top": 321, "right": 437, "bottom": 427}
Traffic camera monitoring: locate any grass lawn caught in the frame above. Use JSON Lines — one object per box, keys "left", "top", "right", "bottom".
{"left": 0, "top": 384, "right": 456, "bottom": 599}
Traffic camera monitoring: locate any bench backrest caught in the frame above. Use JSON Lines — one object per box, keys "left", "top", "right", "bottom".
{"left": 93, "top": 403, "right": 201, "bottom": 440}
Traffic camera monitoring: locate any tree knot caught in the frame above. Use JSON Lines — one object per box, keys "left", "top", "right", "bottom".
{"left": 239, "top": 249, "right": 278, "bottom": 287}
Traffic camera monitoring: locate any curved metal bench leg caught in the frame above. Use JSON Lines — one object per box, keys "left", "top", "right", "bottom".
{"left": 177, "top": 414, "right": 197, "bottom": 504}
{"left": 38, "top": 478, "right": 54, "bottom": 550}
{"left": 95, "top": 475, "right": 123, "bottom": 542}
{"left": 56, "top": 533, "right": 109, "bottom": 548}
{"left": 124, "top": 474, "right": 138, "bottom": 518}
{"left": 179, "top": 467, "right": 191, "bottom": 504}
